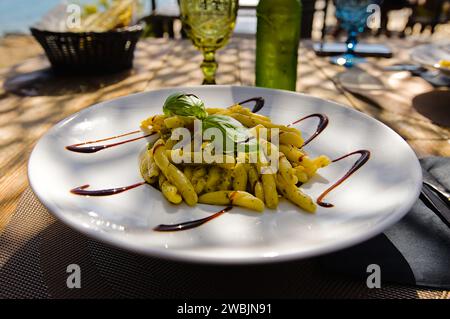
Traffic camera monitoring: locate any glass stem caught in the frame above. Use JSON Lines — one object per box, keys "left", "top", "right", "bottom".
{"left": 201, "top": 51, "right": 217, "bottom": 85}
{"left": 346, "top": 30, "right": 358, "bottom": 55}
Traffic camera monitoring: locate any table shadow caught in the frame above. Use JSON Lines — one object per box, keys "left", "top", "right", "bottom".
{"left": 412, "top": 90, "right": 450, "bottom": 127}
{"left": 0, "top": 218, "right": 424, "bottom": 299}
{"left": 319, "top": 234, "right": 416, "bottom": 286}
{"left": 3, "top": 66, "right": 131, "bottom": 97}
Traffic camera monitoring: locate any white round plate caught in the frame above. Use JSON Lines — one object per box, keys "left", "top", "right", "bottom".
{"left": 29, "top": 86, "right": 422, "bottom": 264}
{"left": 410, "top": 42, "right": 450, "bottom": 76}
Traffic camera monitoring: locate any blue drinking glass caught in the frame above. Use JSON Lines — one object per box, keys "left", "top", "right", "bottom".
{"left": 331, "top": 0, "right": 381, "bottom": 67}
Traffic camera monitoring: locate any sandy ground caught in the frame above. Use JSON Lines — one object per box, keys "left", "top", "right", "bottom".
{"left": 0, "top": 34, "right": 43, "bottom": 69}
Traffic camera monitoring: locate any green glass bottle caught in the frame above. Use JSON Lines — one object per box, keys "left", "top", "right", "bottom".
{"left": 255, "top": 0, "right": 302, "bottom": 91}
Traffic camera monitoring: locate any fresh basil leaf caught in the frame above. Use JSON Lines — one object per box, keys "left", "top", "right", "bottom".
{"left": 202, "top": 115, "right": 247, "bottom": 140}
{"left": 202, "top": 115, "right": 252, "bottom": 153}
{"left": 162, "top": 92, "right": 208, "bottom": 119}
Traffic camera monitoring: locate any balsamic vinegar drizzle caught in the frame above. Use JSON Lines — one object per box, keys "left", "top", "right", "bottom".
{"left": 290, "top": 113, "right": 329, "bottom": 147}
{"left": 70, "top": 182, "right": 146, "bottom": 196}
{"left": 66, "top": 131, "right": 155, "bottom": 153}
{"left": 237, "top": 97, "right": 265, "bottom": 113}
{"left": 65, "top": 97, "right": 264, "bottom": 154}
{"left": 154, "top": 206, "right": 233, "bottom": 232}
{"left": 66, "top": 96, "right": 371, "bottom": 231}
{"left": 316, "top": 150, "right": 371, "bottom": 208}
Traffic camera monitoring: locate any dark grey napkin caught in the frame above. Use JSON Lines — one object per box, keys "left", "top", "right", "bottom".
{"left": 321, "top": 157, "right": 450, "bottom": 289}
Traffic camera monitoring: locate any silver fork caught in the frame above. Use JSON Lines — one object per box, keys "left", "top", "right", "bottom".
{"left": 420, "top": 181, "right": 450, "bottom": 228}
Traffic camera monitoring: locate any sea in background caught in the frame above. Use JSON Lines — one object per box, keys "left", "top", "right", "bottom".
{"left": 0, "top": 0, "right": 257, "bottom": 36}
{"left": 0, "top": 0, "right": 91, "bottom": 35}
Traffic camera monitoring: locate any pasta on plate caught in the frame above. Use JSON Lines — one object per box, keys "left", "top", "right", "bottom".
{"left": 139, "top": 93, "right": 330, "bottom": 213}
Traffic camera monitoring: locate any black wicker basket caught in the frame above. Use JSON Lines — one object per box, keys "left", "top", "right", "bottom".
{"left": 30, "top": 25, "right": 143, "bottom": 74}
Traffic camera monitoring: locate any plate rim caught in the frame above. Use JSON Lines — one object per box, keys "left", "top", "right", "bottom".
{"left": 28, "top": 85, "right": 423, "bottom": 264}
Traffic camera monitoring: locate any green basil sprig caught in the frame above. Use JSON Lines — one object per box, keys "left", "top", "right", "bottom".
{"left": 202, "top": 114, "right": 260, "bottom": 153}
{"left": 162, "top": 93, "right": 258, "bottom": 153}
{"left": 202, "top": 115, "right": 248, "bottom": 144}
{"left": 163, "top": 92, "right": 208, "bottom": 119}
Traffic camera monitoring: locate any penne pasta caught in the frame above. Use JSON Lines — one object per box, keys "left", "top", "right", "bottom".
{"left": 248, "top": 164, "right": 265, "bottom": 203}
{"left": 279, "top": 144, "right": 305, "bottom": 164}
{"left": 166, "top": 150, "right": 235, "bottom": 169}
{"left": 159, "top": 174, "right": 182, "bottom": 204}
{"left": 199, "top": 191, "right": 264, "bottom": 212}
{"left": 279, "top": 131, "right": 304, "bottom": 148}
{"left": 276, "top": 174, "right": 316, "bottom": 213}
{"left": 152, "top": 139, "right": 198, "bottom": 206}
{"left": 230, "top": 112, "right": 300, "bottom": 134}
{"left": 260, "top": 170, "right": 278, "bottom": 209}
{"left": 279, "top": 153, "right": 298, "bottom": 185}
{"left": 138, "top": 92, "right": 329, "bottom": 215}
{"left": 232, "top": 163, "right": 248, "bottom": 191}
{"left": 205, "top": 166, "right": 222, "bottom": 192}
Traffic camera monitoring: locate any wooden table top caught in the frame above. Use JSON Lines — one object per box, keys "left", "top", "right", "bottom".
{"left": 1, "top": 36, "right": 449, "bottom": 230}
{"left": 0, "top": 35, "right": 449, "bottom": 298}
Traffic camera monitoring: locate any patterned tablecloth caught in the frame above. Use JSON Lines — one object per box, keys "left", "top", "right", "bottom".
{"left": 0, "top": 37, "right": 449, "bottom": 298}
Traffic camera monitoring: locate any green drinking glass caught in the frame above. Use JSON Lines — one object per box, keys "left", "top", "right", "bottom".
{"left": 179, "top": 0, "right": 238, "bottom": 84}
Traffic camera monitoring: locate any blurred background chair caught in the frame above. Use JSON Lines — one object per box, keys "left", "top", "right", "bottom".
{"left": 405, "top": 0, "right": 450, "bottom": 34}
{"left": 139, "top": 0, "right": 320, "bottom": 39}
{"left": 138, "top": 0, "right": 450, "bottom": 40}
{"left": 322, "top": 0, "right": 450, "bottom": 39}
{"left": 140, "top": 0, "right": 179, "bottom": 38}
